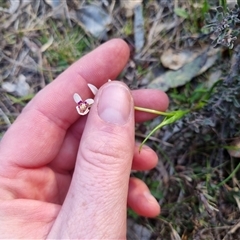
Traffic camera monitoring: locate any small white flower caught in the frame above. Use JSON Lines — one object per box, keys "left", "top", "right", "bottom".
{"left": 73, "top": 93, "right": 94, "bottom": 115}
{"left": 73, "top": 83, "right": 100, "bottom": 115}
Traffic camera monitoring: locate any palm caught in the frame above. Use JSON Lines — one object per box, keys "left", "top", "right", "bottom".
{"left": 23, "top": 166, "right": 71, "bottom": 203}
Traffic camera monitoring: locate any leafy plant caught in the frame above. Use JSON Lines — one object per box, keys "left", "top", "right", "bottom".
{"left": 135, "top": 107, "right": 190, "bottom": 150}
{"left": 136, "top": 80, "right": 220, "bottom": 150}
{"left": 175, "top": 1, "right": 210, "bottom": 33}
{"left": 204, "top": 4, "right": 240, "bottom": 49}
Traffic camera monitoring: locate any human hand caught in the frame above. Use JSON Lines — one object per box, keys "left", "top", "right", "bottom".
{"left": 0, "top": 39, "right": 168, "bottom": 239}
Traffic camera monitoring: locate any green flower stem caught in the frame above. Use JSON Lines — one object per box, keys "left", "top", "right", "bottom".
{"left": 134, "top": 106, "right": 174, "bottom": 116}
{"left": 134, "top": 106, "right": 190, "bottom": 151}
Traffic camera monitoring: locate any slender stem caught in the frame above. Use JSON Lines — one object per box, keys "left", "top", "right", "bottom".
{"left": 217, "top": 162, "right": 240, "bottom": 187}
{"left": 134, "top": 106, "right": 173, "bottom": 116}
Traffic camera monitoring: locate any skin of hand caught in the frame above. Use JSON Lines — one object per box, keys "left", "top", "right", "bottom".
{"left": 0, "top": 39, "right": 168, "bottom": 239}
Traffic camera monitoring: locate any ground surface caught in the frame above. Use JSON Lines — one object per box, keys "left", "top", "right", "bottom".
{"left": 1, "top": 0, "right": 240, "bottom": 239}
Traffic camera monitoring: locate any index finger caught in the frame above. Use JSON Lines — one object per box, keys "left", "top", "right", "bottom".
{"left": 0, "top": 39, "right": 131, "bottom": 169}
{"left": 25, "top": 38, "right": 130, "bottom": 128}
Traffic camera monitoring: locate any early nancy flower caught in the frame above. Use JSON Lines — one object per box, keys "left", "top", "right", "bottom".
{"left": 73, "top": 93, "right": 94, "bottom": 115}
{"left": 73, "top": 83, "right": 99, "bottom": 115}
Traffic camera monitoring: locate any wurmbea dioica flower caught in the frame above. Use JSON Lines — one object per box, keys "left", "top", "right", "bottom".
{"left": 73, "top": 80, "right": 189, "bottom": 151}
{"left": 73, "top": 83, "right": 98, "bottom": 115}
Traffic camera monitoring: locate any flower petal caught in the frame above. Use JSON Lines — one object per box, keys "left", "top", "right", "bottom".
{"left": 73, "top": 93, "right": 82, "bottom": 104}
{"left": 87, "top": 83, "right": 98, "bottom": 95}
{"left": 76, "top": 106, "right": 82, "bottom": 115}
{"left": 85, "top": 98, "right": 94, "bottom": 105}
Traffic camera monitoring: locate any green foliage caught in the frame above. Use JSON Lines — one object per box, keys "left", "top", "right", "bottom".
{"left": 174, "top": 8, "right": 189, "bottom": 19}
{"left": 123, "top": 19, "right": 133, "bottom": 36}
{"left": 217, "top": 162, "right": 240, "bottom": 187}
{"left": 136, "top": 79, "right": 222, "bottom": 149}
{"left": 219, "top": 0, "right": 227, "bottom": 11}
{"left": 7, "top": 94, "right": 34, "bottom": 105}
{"left": 40, "top": 21, "right": 90, "bottom": 70}
{"left": 135, "top": 106, "right": 190, "bottom": 149}
{"left": 127, "top": 209, "right": 139, "bottom": 220}
{"left": 137, "top": 65, "right": 148, "bottom": 76}
{"left": 175, "top": 1, "right": 210, "bottom": 33}
{"left": 146, "top": 179, "right": 164, "bottom": 199}
{"left": 203, "top": 0, "right": 210, "bottom": 13}
{"left": 171, "top": 84, "right": 209, "bottom": 108}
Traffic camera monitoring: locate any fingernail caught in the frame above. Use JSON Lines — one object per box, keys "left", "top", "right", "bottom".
{"left": 97, "top": 83, "right": 132, "bottom": 125}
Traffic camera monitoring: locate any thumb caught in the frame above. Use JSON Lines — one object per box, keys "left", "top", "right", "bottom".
{"left": 49, "top": 81, "right": 135, "bottom": 239}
